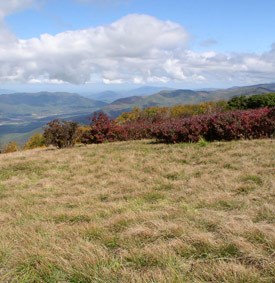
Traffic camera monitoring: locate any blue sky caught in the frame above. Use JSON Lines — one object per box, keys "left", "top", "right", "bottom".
{"left": 7, "top": 0, "right": 275, "bottom": 53}
{"left": 1, "top": 0, "right": 275, "bottom": 91}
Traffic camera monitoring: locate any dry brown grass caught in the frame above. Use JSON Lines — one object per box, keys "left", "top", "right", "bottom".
{"left": 0, "top": 139, "right": 274, "bottom": 282}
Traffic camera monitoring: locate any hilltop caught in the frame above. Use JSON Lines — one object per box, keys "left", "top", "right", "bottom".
{"left": 0, "top": 139, "right": 274, "bottom": 282}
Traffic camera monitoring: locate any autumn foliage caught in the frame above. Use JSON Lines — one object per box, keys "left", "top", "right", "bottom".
{"left": 116, "top": 101, "right": 228, "bottom": 124}
{"left": 24, "top": 133, "right": 45, "bottom": 150}
{"left": 151, "top": 107, "right": 275, "bottom": 143}
{"left": 78, "top": 107, "right": 275, "bottom": 144}
{"left": 43, "top": 119, "right": 78, "bottom": 148}
{"left": 80, "top": 112, "right": 126, "bottom": 144}
{"left": 2, "top": 141, "right": 19, "bottom": 153}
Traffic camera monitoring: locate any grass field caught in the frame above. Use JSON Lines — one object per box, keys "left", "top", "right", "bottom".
{"left": 0, "top": 139, "right": 274, "bottom": 282}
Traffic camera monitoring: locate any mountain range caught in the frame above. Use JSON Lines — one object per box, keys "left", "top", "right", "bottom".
{"left": 101, "top": 83, "right": 275, "bottom": 117}
{"left": 81, "top": 86, "right": 173, "bottom": 103}
{"left": 0, "top": 83, "right": 274, "bottom": 146}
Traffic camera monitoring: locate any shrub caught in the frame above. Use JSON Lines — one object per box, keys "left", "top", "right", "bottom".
{"left": 80, "top": 113, "right": 155, "bottom": 144}
{"left": 3, "top": 141, "right": 19, "bottom": 153}
{"left": 116, "top": 101, "right": 228, "bottom": 123}
{"left": 75, "top": 125, "right": 90, "bottom": 143}
{"left": 43, "top": 119, "right": 78, "bottom": 148}
{"left": 205, "top": 107, "right": 275, "bottom": 141}
{"left": 151, "top": 107, "right": 275, "bottom": 143}
{"left": 116, "top": 107, "right": 143, "bottom": 124}
{"left": 228, "top": 93, "right": 275, "bottom": 110}
{"left": 122, "top": 119, "right": 154, "bottom": 140}
{"left": 80, "top": 112, "right": 126, "bottom": 144}
{"left": 24, "top": 133, "right": 45, "bottom": 150}
{"left": 79, "top": 107, "right": 274, "bottom": 145}
{"left": 151, "top": 115, "right": 208, "bottom": 143}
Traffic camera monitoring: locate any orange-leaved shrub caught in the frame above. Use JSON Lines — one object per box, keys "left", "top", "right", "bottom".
{"left": 3, "top": 141, "right": 19, "bottom": 153}
{"left": 24, "top": 133, "right": 45, "bottom": 150}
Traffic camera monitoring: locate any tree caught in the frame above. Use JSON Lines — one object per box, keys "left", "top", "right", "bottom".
{"left": 43, "top": 119, "right": 78, "bottom": 148}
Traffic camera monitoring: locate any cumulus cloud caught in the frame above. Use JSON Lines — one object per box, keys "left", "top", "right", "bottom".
{"left": 0, "top": 14, "right": 190, "bottom": 84}
{"left": 0, "top": 4, "right": 274, "bottom": 86}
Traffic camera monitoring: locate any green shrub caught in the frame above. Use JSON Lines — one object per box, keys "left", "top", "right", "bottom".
{"left": 228, "top": 93, "right": 275, "bottom": 109}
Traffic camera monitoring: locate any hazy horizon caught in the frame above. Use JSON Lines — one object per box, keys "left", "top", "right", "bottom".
{"left": 2, "top": 81, "right": 275, "bottom": 95}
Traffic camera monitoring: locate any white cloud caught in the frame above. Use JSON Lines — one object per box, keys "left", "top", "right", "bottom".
{"left": 164, "top": 59, "right": 187, "bottom": 80}
{"left": 0, "top": 0, "right": 36, "bottom": 44}
{"left": 0, "top": 14, "right": 189, "bottom": 84}
{"left": 0, "top": 0, "right": 35, "bottom": 18}
{"left": 0, "top": 4, "right": 274, "bottom": 86}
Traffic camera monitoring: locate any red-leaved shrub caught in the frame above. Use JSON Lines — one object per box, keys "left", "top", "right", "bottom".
{"left": 80, "top": 112, "right": 127, "bottom": 144}
{"left": 151, "top": 107, "right": 275, "bottom": 143}
{"left": 79, "top": 108, "right": 274, "bottom": 144}
{"left": 122, "top": 119, "right": 155, "bottom": 140}
{"left": 81, "top": 113, "right": 155, "bottom": 144}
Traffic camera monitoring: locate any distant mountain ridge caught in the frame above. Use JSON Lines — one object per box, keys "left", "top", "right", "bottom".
{"left": 82, "top": 86, "right": 174, "bottom": 103}
{"left": 209, "top": 84, "right": 275, "bottom": 100}
{"left": 102, "top": 83, "right": 275, "bottom": 117}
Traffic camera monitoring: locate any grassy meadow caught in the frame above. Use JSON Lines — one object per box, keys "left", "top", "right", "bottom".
{"left": 0, "top": 139, "right": 274, "bottom": 282}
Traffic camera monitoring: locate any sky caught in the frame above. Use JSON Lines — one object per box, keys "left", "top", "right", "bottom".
{"left": 0, "top": 0, "right": 275, "bottom": 92}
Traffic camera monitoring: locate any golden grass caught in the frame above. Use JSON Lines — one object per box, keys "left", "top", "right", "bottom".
{"left": 0, "top": 139, "right": 274, "bottom": 282}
